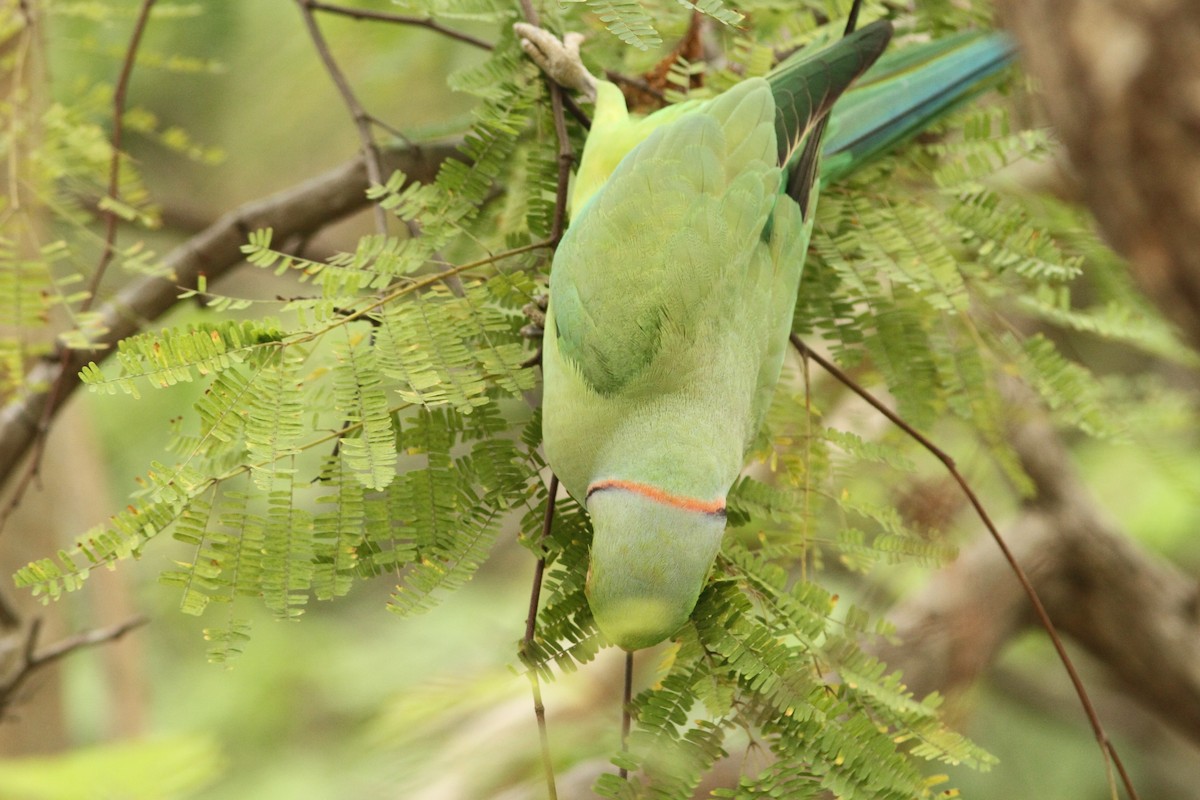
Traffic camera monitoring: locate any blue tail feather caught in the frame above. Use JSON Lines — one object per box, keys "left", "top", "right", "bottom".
{"left": 818, "top": 31, "right": 1017, "bottom": 182}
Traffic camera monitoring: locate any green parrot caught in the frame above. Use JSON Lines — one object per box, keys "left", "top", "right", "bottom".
{"left": 520, "top": 21, "right": 1012, "bottom": 651}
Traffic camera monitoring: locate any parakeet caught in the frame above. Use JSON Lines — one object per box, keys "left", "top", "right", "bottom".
{"left": 527, "top": 21, "right": 1013, "bottom": 651}
{"left": 534, "top": 19, "right": 890, "bottom": 651}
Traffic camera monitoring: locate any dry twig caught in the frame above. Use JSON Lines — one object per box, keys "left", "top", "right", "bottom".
{"left": 0, "top": 617, "right": 147, "bottom": 718}
{"left": 307, "top": 0, "right": 494, "bottom": 51}
{"left": 791, "top": 335, "right": 1141, "bottom": 800}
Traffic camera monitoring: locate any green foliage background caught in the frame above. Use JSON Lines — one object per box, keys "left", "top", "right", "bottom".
{"left": 3, "top": 1, "right": 1199, "bottom": 798}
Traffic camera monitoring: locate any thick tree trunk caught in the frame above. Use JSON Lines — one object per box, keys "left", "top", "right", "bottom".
{"left": 995, "top": 0, "right": 1200, "bottom": 347}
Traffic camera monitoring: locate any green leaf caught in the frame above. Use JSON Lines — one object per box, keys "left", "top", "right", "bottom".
{"left": 333, "top": 328, "right": 398, "bottom": 491}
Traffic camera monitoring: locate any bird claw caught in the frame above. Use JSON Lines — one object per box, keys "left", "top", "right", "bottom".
{"left": 521, "top": 294, "right": 549, "bottom": 339}
{"left": 519, "top": 295, "right": 548, "bottom": 367}
{"left": 514, "top": 23, "right": 598, "bottom": 103}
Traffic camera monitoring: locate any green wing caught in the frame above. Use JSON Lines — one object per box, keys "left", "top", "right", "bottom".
{"left": 570, "top": 26, "right": 1011, "bottom": 217}
{"left": 552, "top": 26, "right": 891, "bottom": 396}
{"left": 551, "top": 79, "right": 779, "bottom": 395}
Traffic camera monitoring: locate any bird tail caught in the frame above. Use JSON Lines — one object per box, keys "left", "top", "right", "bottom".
{"left": 770, "top": 19, "right": 894, "bottom": 212}
{"left": 819, "top": 31, "right": 1017, "bottom": 184}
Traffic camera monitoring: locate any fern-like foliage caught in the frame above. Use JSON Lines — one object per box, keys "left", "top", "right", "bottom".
{"left": 560, "top": 0, "right": 742, "bottom": 50}
{"left": 15, "top": 22, "right": 544, "bottom": 634}
{"left": 387, "top": 406, "right": 535, "bottom": 617}
{"left": 0, "top": 27, "right": 159, "bottom": 394}
{"left": 10, "top": 0, "right": 1194, "bottom": 795}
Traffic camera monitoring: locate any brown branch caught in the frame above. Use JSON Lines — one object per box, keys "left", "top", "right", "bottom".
{"left": 517, "top": 0, "right": 540, "bottom": 28}
{"left": 878, "top": 395, "right": 1200, "bottom": 748}
{"left": 307, "top": 0, "right": 494, "bottom": 51}
{"left": 0, "top": 616, "right": 147, "bottom": 718}
{"left": 604, "top": 70, "right": 665, "bottom": 102}
{"left": 85, "top": 0, "right": 156, "bottom": 311}
{"left": 791, "top": 335, "right": 1141, "bottom": 800}
{"left": 619, "top": 650, "right": 633, "bottom": 781}
{"left": 548, "top": 85, "right": 573, "bottom": 245}
{"left": 512, "top": 8, "right": 578, "bottom": 790}
{"left": 0, "top": 140, "right": 461, "bottom": 512}
{"left": 560, "top": 94, "right": 591, "bottom": 131}
{"left": 512, "top": 16, "right": 578, "bottom": 245}
{"left": 979, "top": 0, "right": 1200, "bottom": 761}
{"left": 970, "top": 5, "right": 1200, "bottom": 747}
{"left": 522, "top": 473, "right": 559, "bottom": 800}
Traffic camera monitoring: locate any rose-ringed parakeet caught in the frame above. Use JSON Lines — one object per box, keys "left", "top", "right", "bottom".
{"left": 525, "top": 18, "right": 889, "bottom": 651}
{"left": 521, "top": 20, "right": 1010, "bottom": 651}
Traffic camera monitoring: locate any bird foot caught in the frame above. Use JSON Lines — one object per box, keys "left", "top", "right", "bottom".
{"left": 514, "top": 23, "right": 598, "bottom": 103}
{"left": 520, "top": 294, "right": 549, "bottom": 340}
{"left": 519, "top": 295, "right": 548, "bottom": 368}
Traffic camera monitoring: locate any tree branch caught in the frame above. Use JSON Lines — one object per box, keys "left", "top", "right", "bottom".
{"left": 0, "top": 616, "right": 147, "bottom": 718}
{"left": 86, "top": 0, "right": 156, "bottom": 309}
{"left": 790, "top": 335, "right": 1137, "bottom": 800}
{"left": 295, "top": 0, "right": 390, "bottom": 235}
{"left": 984, "top": 0, "right": 1200, "bottom": 753}
{"left": 0, "top": 141, "right": 461, "bottom": 504}
{"left": 877, "top": 397, "right": 1200, "bottom": 748}
{"left": 307, "top": 1, "right": 494, "bottom": 51}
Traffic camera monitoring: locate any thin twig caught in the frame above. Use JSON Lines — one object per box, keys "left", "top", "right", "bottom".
{"left": 561, "top": 95, "right": 591, "bottom": 130}
{"left": 512, "top": 5, "right": 578, "bottom": 793}
{"left": 604, "top": 70, "right": 666, "bottom": 102}
{"left": 517, "top": 0, "right": 540, "bottom": 27}
{"left": 0, "top": 0, "right": 155, "bottom": 535}
{"left": 307, "top": 0, "right": 494, "bottom": 51}
{"left": 0, "top": 616, "right": 148, "bottom": 717}
{"left": 523, "top": 473, "right": 559, "bottom": 800}
{"left": 548, "top": 87, "right": 573, "bottom": 245}
{"left": 295, "top": 0, "right": 389, "bottom": 235}
{"left": 789, "top": 334, "right": 1140, "bottom": 800}
{"left": 522, "top": 474, "right": 557, "bottom": 643}
{"left": 364, "top": 112, "right": 416, "bottom": 147}
{"left": 512, "top": 7, "right": 581, "bottom": 795}
{"left": 83, "top": 0, "right": 156, "bottom": 311}
{"left": 526, "top": 672, "right": 556, "bottom": 799}
{"left": 619, "top": 650, "right": 633, "bottom": 780}
{"left": 308, "top": 238, "right": 552, "bottom": 335}
{"left": 512, "top": 11, "right": 578, "bottom": 245}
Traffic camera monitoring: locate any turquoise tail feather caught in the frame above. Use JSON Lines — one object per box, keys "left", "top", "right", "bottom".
{"left": 819, "top": 31, "right": 1016, "bottom": 183}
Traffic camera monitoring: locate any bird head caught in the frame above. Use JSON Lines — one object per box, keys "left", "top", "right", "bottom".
{"left": 584, "top": 483, "right": 727, "bottom": 650}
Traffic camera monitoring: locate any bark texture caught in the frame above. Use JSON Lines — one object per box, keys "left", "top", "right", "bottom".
{"left": 879, "top": 399, "right": 1200, "bottom": 747}
{"left": 0, "top": 141, "right": 460, "bottom": 490}
{"left": 996, "top": 0, "right": 1200, "bottom": 347}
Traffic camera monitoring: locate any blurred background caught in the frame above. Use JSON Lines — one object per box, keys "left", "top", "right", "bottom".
{"left": 2, "top": 1, "right": 1199, "bottom": 798}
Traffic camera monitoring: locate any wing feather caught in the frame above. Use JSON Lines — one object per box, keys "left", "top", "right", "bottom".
{"left": 550, "top": 80, "right": 778, "bottom": 395}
